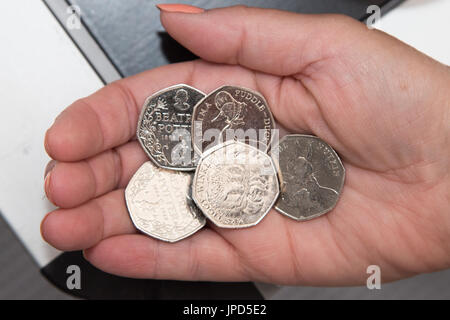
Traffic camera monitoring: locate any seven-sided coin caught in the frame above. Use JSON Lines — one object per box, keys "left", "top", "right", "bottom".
{"left": 192, "top": 141, "right": 279, "bottom": 228}
{"left": 125, "top": 161, "right": 206, "bottom": 242}
{"left": 137, "top": 84, "right": 205, "bottom": 171}
{"left": 191, "top": 86, "right": 275, "bottom": 156}
{"left": 272, "top": 134, "right": 345, "bottom": 221}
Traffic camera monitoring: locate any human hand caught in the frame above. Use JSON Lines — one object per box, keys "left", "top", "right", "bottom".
{"left": 41, "top": 5, "right": 450, "bottom": 286}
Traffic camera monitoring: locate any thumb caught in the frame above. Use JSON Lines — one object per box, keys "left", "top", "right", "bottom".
{"left": 159, "top": 5, "right": 367, "bottom": 76}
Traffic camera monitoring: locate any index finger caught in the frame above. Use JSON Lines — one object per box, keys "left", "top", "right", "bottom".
{"left": 160, "top": 6, "right": 365, "bottom": 76}
{"left": 45, "top": 62, "right": 196, "bottom": 162}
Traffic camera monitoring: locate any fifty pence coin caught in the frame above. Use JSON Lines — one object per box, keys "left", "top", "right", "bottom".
{"left": 192, "top": 141, "right": 279, "bottom": 228}
{"left": 125, "top": 162, "right": 206, "bottom": 242}
{"left": 272, "top": 134, "right": 345, "bottom": 221}
{"left": 192, "top": 86, "right": 275, "bottom": 156}
{"left": 137, "top": 84, "right": 205, "bottom": 171}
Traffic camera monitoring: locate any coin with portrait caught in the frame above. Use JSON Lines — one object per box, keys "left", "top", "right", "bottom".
{"left": 137, "top": 84, "right": 205, "bottom": 171}
{"left": 192, "top": 141, "right": 279, "bottom": 228}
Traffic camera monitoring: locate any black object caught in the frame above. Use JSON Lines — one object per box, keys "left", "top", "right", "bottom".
{"left": 42, "top": 251, "right": 263, "bottom": 300}
{"left": 68, "top": 0, "right": 404, "bottom": 77}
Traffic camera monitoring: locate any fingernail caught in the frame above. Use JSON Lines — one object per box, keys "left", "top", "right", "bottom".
{"left": 44, "top": 129, "right": 51, "bottom": 156}
{"left": 44, "top": 171, "right": 54, "bottom": 205}
{"left": 44, "top": 160, "right": 57, "bottom": 206}
{"left": 156, "top": 3, "right": 205, "bottom": 14}
{"left": 40, "top": 211, "right": 52, "bottom": 240}
{"left": 44, "top": 160, "right": 57, "bottom": 179}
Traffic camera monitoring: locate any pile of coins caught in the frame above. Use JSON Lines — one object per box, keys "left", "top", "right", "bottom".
{"left": 125, "top": 84, "right": 345, "bottom": 242}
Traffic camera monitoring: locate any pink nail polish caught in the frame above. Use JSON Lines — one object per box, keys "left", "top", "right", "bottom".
{"left": 44, "top": 160, "right": 57, "bottom": 179}
{"left": 44, "top": 169, "right": 57, "bottom": 206}
{"left": 156, "top": 3, "right": 205, "bottom": 14}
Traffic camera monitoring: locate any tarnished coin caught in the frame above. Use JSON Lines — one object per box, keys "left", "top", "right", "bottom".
{"left": 192, "top": 141, "right": 279, "bottom": 228}
{"left": 272, "top": 134, "right": 345, "bottom": 221}
{"left": 192, "top": 86, "right": 275, "bottom": 155}
{"left": 125, "top": 162, "right": 206, "bottom": 242}
{"left": 137, "top": 84, "right": 205, "bottom": 171}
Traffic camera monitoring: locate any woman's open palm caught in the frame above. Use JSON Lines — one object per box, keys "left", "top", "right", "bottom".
{"left": 42, "top": 6, "right": 450, "bottom": 285}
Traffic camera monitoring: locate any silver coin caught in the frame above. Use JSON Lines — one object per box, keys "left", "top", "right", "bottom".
{"left": 137, "top": 84, "right": 205, "bottom": 171}
{"left": 272, "top": 134, "right": 345, "bottom": 221}
{"left": 125, "top": 162, "right": 206, "bottom": 242}
{"left": 192, "top": 141, "right": 279, "bottom": 228}
{"left": 191, "top": 86, "right": 275, "bottom": 156}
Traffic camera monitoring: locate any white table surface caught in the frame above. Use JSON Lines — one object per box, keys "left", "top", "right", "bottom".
{"left": 0, "top": 0, "right": 103, "bottom": 267}
{"left": 374, "top": 0, "right": 450, "bottom": 65}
